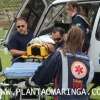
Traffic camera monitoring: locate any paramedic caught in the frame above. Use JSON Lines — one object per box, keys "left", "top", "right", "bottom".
{"left": 51, "top": 27, "right": 65, "bottom": 49}
{"left": 66, "top": 2, "right": 91, "bottom": 52}
{"left": 7, "top": 17, "right": 33, "bottom": 63}
{"left": 25, "top": 26, "right": 94, "bottom": 100}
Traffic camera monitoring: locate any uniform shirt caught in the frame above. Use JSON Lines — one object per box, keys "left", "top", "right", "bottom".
{"left": 55, "top": 41, "right": 64, "bottom": 50}
{"left": 72, "top": 14, "right": 91, "bottom": 52}
{"left": 8, "top": 31, "right": 33, "bottom": 62}
{"left": 31, "top": 51, "right": 94, "bottom": 100}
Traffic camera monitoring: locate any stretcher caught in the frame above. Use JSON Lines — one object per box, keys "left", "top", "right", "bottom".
{"left": 0, "top": 35, "right": 54, "bottom": 100}
{"left": 0, "top": 62, "right": 42, "bottom": 100}
{"left": 3, "top": 62, "right": 41, "bottom": 79}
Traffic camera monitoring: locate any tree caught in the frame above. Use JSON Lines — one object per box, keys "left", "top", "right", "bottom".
{"left": 0, "top": 0, "right": 23, "bottom": 27}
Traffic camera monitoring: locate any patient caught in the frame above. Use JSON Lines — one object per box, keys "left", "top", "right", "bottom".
{"left": 27, "top": 34, "right": 55, "bottom": 58}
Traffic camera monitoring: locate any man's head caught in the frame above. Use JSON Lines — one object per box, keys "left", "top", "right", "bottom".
{"left": 66, "top": 2, "right": 79, "bottom": 17}
{"left": 15, "top": 17, "right": 28, "bottom": 35}
{"left": 51, "top": 27, "right": 65, "bottom": 48}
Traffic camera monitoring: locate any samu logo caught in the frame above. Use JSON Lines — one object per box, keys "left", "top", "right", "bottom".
{"left": 71, "top": 61, "right": 87, "bottom": 79}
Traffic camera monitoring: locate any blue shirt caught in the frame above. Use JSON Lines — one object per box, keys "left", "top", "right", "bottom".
{"left": 31, "top": 51, "right": 94, "bottom": 100}
{"left": 8, "top": 31, "right": 33, "bottom": 62}
{"left": 72, "top": 14, "right": 91, "bottom": 52}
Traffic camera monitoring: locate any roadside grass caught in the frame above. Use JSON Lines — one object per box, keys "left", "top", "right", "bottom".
{"left": 0, "top": 49, "right": 12, "bottom": 69}
{"left": 90, "top": 86, "right": 100, "bottom": 99}
{"left": 88, "top": 84, "right": 100, "bottom": 100}
{"left": 0, "top": 28, "right": 11, "bottom": 69}
{"left": 0, "top": 28, "right": 8, "bottom": 39}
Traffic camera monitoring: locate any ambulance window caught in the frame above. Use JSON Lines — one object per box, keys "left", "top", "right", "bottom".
{"left": 5, "top": 0, "right": 46, "bottom": 45}
{"left": 96, "top": 20, "right": 100, "bottom": 41}
{"left": 39, "top": 2, "right": 99, "bottom": 36}
{"left": 39, "top": 4, "right": 66, "bottom": 35}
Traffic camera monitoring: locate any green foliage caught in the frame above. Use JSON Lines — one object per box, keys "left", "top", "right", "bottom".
{"left": 0, "top": 28, "right": 7, "bottom": 39}
{"left": 0, "top": 0, "right": 22, "bottom": 11}
{"left": 0, "top": 28, "right": 11, "bottom": 68}
{"left": 0, "top": 49, "right": 12, "bottom": 68}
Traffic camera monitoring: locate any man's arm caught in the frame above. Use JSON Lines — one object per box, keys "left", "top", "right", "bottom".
{"left": 7, "top": 33, "right": 26, "bottom": 56}
{"left": 28, "top": 51, "right": 62, "bottom": 86}
{"left": 10, "top": 49, "right": 26, "bottom": 56}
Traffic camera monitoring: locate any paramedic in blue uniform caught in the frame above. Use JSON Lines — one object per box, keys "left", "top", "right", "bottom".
{"left": 66, "top": 2, "right": 91, "bottom": 52}
{"left": 51, "top": 22, "right": 70, "bottom": 50}
{"left": 7, "top": 17, "right": 33, "bottom": 63}
{"left": 24, "top": 26, "right": 94, "bottom": 100}
{"left": 51, "top": 27, "right": 65, "bottom": 49}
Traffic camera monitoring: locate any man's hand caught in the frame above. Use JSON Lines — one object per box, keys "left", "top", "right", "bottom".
{"left": 45, "top": 43, "right": 55, "bottom": 53}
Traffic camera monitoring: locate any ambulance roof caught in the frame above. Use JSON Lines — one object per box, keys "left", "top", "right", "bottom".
{"left": 52, "top": 0, "right": 100, "bottom": 5}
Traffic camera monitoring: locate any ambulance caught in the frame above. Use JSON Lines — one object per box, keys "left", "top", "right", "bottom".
{"left": 4, "top": 0, "right": 100, "bottom": 83}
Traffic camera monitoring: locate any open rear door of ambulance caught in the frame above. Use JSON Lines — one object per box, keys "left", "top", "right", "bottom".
{"left": 4, "top": 0, "right": 47, "bottom": 46}
{"left": 88, "top": 7, "right": 100, "bottom": 73}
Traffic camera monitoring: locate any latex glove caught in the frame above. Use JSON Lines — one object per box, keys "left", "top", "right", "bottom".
{"left": 16, "top": 81, "right": 26, "bottom": 89}
{"left": 46, "top": 43, "right": 55, "bottom": 53}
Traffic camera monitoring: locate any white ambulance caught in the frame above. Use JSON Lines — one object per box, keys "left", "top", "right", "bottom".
{"left": 4, "top": 0, "right": 100, "bottom": 83}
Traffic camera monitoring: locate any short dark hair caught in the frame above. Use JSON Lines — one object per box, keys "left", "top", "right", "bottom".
{"left": 52, "top": 27, "right": 65, "bottom": 36}
{"left": 15, "top": 17, "right": 27, "bottom": 23}
{"left": 54, "top": 21, "right": 70, "bottom": 33}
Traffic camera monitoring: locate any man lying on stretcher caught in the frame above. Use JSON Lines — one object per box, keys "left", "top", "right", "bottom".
{"left": 12, "top": 34, "right": 55, "bottom": 62}
{"left": 24, "top": 34, "right": 55, "bottom": 60}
